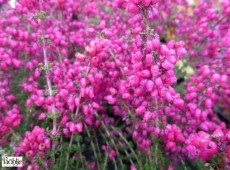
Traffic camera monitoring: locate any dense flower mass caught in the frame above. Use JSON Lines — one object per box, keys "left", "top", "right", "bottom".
{"left": 0, "top": 0, "right": 229, "bottom": 169}
{"left": 16, "top": 126, "right": 51, "bottom": 158}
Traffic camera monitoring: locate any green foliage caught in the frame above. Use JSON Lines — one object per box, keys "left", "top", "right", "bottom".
{"left": 90, "top": 16, "right": 100, "bottom": 25}
{"left": 34, "top": 11, "right": 47, "bottom": 20}
{"left": 38, "top": 62, "right": 53, "bottom": 71}
{"left": 173, "top": 59, "right": 194, "bottom": 97}
{"left": 37, "top": 35, "right": 51, "bottom": 44}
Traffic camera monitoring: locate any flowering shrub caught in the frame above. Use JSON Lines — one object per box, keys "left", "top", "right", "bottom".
{"left": 0, "top": 0, "right": 229, "bottom": 169}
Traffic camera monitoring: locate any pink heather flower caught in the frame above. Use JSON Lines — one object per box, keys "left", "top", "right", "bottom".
{"left": 147, "top": 8, "right": 158, "bottom": 20}
{"left": 122, "top": 93, "right": 132, "bottom": 100}
{"left": 226, "top": 130, "right": 230, "bottom": 141}
{"left": 38, "top": 113, "right": 46, "bottom": 120}
{"left": 75, "top": 53, "right": 86, "bottom": 61}
{"left": 136, "top": 105, "right": 146, "bottom": 115}
{"left": 220, "top": 75, "right": 228, "bottom": 84}
{"left": 200, "top": 142, "right": 218, "bottom": 161}
{"left": 205, "top": 99, "right": 213, "bottom": 109}
{"left": 160, "top": 45, "right": 170, "bottom": 56}
{"left": 162, "top": 61, "right": 173, "bottom": 70}
{"left": 26, "top": 150, "right": 35, "bottom": 158}
{"left": 205, "top": 87, "right": 213, "bottom": 96}
{"left": 152, "top": 38, "right": 160, "bottom": 50}
{"left": 38, "top": 143, "right": 46, "bottom": 151}
{"left": 75, "top": 97, "right": 81, "bottom": 106}
{"left": 146, "top": 41, "right": 153, "bottom": 53}
{"left": 127, "top": 3, "right": 139, "bottom": 14}
{"left": 130, "top": 165, "right": 137, "bottom": 170}
{"left": 44, "top": 138, "right": 51, "bottom": 149}
{"left": 168, "top": 165, "right": 174, "bottom": 170}
{"left": 212, "top": 129, "right": 224, "bottom": 142}
{"left": 141, "top": 70, "right": 151, "bottom": 78}
{"left": 151, "top": 65, "right": 159, "bottom": 77}
{"left": 177, "top": 48, "right": 187, "bottom": 56}
{"left": 210, "top": 73, "right": 220, "bottom": 83}
{"left": 146, "top": 80, "right": 154, "bottom": 92}
{"left": 145, "top": 54, "right": 153, "bottom": 66}
{"left": 173, "top": 99, "right": 184, "bottom": 108}
{"left": 155, "top": 77, "right": 163, "bottom": 87}
{"left": 143, "top": 111, "right": 152, "bottom": 121}
{"left": 142, "top": 0, "right": 151, "bottom": 6}
{"left": 76, "top": 123, "right": 83, "bottom": 132}
{"left": 130, "top": 0, "right": 141, "bottom": 4}
{"left": 132, "top": 131, "right": 138, "bottom": 139}
{"left": 63, "top": 128, "right": 70, "bottom": 136}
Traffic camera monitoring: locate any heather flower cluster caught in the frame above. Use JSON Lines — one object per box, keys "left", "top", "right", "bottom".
{"left": 0, "top": 0, "right": 230, "bottom": 169}
{"left": 16, "top": 126, "right": 51, "bottom": 158}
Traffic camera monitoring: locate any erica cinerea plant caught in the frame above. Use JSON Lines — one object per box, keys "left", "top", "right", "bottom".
{"left": 0, "top": 0, "right": 230, "bottom": 170}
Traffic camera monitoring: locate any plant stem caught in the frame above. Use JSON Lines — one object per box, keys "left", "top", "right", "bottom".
{"left": 103, "top": 154, "right": 108, "bottom": 170}
{"left": 154, "top": 143, "right": 158, "bottom": 170}
{"left": 95, "top": 112, "right": 125, "bottom": 169}
{"left": 39, "top": 0, "right": 57, "bottom": 165}
{"left": 92, "top": 129, "right": 102, "bottom": 160}
{"left": 154, "top": 99, "right": 159, "bottom": 170}
{"left": 111, "top": 126, "right": 142, "bottom": 169}
{"left": 85, "top": 125, "right": 100, "bottom": 169}
{"left": 99, "top": 129, "right": 118, "bottom": 170}
{"left": 77, "top": 139, "right": 83, "bottom": 165}
{"left": 124, "top": 148, "right": 134, "bottom": 165}
{"left": 64, "top": 133, "right": 74, "bottom": 170}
